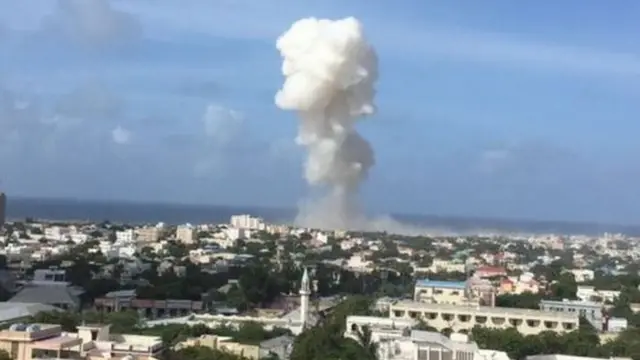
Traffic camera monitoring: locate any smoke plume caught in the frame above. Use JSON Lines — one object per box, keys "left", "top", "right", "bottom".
{"left": 275, "top": 17, "right": 378, "bottom": 230}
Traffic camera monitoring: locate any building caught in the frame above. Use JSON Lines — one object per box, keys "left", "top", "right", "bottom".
{"left": 376, "top": 330, "right": 510, "bottom": 360}
{"left": 0, "top": 303, "right": 61, "bottom": 327}
{"left": 414, "top": 279, "right": 494, "bottom": 306}
{"left": 576, "top": 286, "right": 620, "bottom": 303}
{"left": 230, "top": 215, "right": 265, "bottom": 230}
{"left": 526, "top": 355, "right": 632, "bottom": 360}
{"left": 414, "top": 280, "right": 468, "bottom": 305}
{"left": 143, "top": 269, "right": 326, "bottom": 335}
{"left": 0, "top": 192, "right": 5, "bottom": 229}
{"left": 94, "top": 289, "right": 205, "bottom": 319}
{"left": 389, "top": 300, "right": 579, "bottom": 335}
{"left": 176, "top": 224, "right": 197, "bottom": 244}
{"left": 116, "top": 229, "right": 135, "bottom": 243}
{"left": 345, "top": 316, "right": 417, "bottom": 343}
{"left": 33, "top": 268, "right": 67, "bottom": 283}
{"left": 0, "top": 322, "right": 163, "bottom": 360}
{"left": 474, "top": 266, "right": 507, "bottom": 279}
{"left": 135, "top": 227, "right": 162, "bottom": 243}
{"left": 539, "top": 299, "right": 603, "bottom": 330}
{"left": 9, "top": 269, "right": 83, "bottom": 311}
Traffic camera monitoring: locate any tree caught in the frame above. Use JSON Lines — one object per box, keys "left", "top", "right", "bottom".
{"left": 0, "top": 350, "right": 11, "bottom": 360}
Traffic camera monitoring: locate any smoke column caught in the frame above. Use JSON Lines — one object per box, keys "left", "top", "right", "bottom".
{"left": 275, "top": 17, "right": 378, "bottom": 230}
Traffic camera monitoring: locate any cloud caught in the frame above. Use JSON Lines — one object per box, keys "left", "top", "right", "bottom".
{"left": 117, "top": 1, "right": 640, "bottom": 79}
{"left": 191, "top": 103, "right": 245, "bottom": 177}
{"left": 40, "top": 0, "right": 141, "bottom": 46}
{"left": 111, "top": 125, "right": 132, "bottom": 145}
{"left": 203, "top": 103, "right": 243, "bottom": 146}
{"left": 54, "top": 82, "right": 123, "bottom": 121}
{"left": 476, "top": 148, "right": 513, "bottom": 174}
{"left": 397, "top": 27, "right": 640, "bottom": 77}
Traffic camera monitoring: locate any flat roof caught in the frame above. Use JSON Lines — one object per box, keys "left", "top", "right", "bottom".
{"left": 30, "top": 336, "right": 82, "bottom": 350}
{"left": 540, "top": 299, "right": 601, "bottom": 307}
{"left": 391, "top": 301, "right": 578, "bottom": 321}
{"left": 415, "top": 280, "right": 466, "bottom": 289}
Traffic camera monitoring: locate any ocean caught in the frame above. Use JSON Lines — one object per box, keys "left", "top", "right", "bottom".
{"left": 5, "top": 197, "right": 640, "bottom": 236}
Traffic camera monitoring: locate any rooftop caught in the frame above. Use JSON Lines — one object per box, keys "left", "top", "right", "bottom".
{"left": 391, "top": 300, "right": 579, "bottom": 320}
{"left": 415, "top": 279, "right": 467, "bottom": 290}
{"left": 540, "top": 299, "right": 602, "bottom": 308}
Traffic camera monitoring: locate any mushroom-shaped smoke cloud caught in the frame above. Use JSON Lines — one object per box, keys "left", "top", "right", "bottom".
{"left": 275, "top": 17, "right": 378, "bottom": 230}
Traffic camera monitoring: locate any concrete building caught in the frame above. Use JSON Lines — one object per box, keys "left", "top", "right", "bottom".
{"left": 0, "top": 192, "right": 5, "bottom": 229}
{"left": 389, "top": 300, "right": 579, "bottom": 335}
{"left": 94, "top": 289, "right": 205, "bottom": 319}
{"left": 414, "top": 279, "right": 494, "bottom": 306}
{"left": 230, "top": 214, "right": 265, "bottom": 230}
{"left": 143, "top": 270, "right": 329, "bottom": 336}
{"left": 0, "top": 322, "right": 163, "bottom": 360}
{"left": 176, "top": 224, "right": 197, "bottom": 244}
{"left": 345, "top": 316, "right": 417, "bottom": 343}
{"left": 414, "top": 280, "right": 468, "bottom": 305}
{"left": 539, "top": 299, "right": 603, "bottom": 330}
{"left": 135, "top": 227, "right": 161, "bottom": 243}
{"left": 376, "top": 330, "right": 510, "bottom": 360}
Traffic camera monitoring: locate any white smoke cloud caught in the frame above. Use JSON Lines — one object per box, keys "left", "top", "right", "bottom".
{"left": 111, "top": 125, "right": 132, "bottom": 145}
{"left": 275, "top": 17, "right": 379, "bottom": 230}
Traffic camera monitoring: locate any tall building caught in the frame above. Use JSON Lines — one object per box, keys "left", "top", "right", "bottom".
{"left": 0, "top": 192, "right": 5, "bottom": 229}
{"left": 230, "top": 214, "right": 265, "bottom": 230}
{"left": 176, "top": 224, "right": 197, "bottom": 244}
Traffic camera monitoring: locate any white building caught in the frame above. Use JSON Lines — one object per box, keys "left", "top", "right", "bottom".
{"left": 230, "top": 215, "right": 265, "bottom": 230}
{"left": 389, "top": 301, "right": 579, "bottom": 336}
{"left": 116, "top": 229, "right": 135, "bottom": 243}
{"left": 177, "top": 224, "right": 197, "bottom": 244}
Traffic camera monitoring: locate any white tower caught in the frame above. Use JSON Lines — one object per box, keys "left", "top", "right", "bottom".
{"left": 300, "top": 267, "right": 311, "bottom": 329}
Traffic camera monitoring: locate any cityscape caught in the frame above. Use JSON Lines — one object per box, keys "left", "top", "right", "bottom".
{"left": 0, "top": 194, "right": 639, "bottom": 360}
{"left": 1, "top": 1, "right": 639, "bottom": 360}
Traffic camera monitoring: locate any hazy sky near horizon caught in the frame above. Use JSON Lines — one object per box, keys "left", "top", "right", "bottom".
{"left": 1, "top": 0, "right": 640, "bottom": 224}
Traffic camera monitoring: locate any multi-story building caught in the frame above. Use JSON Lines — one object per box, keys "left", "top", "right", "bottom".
{"left": 115, "top": 229, "right": 135, "bottom": 243}
{"left": 576, "top": 286, "right": 620, "bottom": 303}
{"left": 389, "top": 300, "right": 579, "bottom": 336}
{"left": 539, "top": 299, "right": 604, "bottom": 330}
{"left": 230, "top": 214, "right": 265, "bottom": 230}
{"left": 0, "top": 192, "right": 5, "bottom": 229}
{"left": 414, "top": 279, "right": 494, "bottom": 306}
{"left": 375, "top": 330, "right": 509, "bottom": 360}
{"left": 345, "top": 316, "right": 417, "bottom": 343}
{"left": 134, "top": 227, "right": 161, "bottom": 242}
{"left": 94, "top": 290, "right": 206, "bottom": 319}
{"left": 414, "top": 280, "right": 468, "bottom": 305}
{"left": 0, "top": 322, "right": 163, "bottom": 360}
{"left": 176, "top": 224, "right": 197, "bottom": 244}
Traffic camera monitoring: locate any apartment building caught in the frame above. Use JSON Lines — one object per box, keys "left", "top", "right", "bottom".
{"left": 414, "top": 279, "right": 494, "bottom": 306}
{"left": 0, "top": 322, "right": 163, "bottom": 360}
{"left": 176, "top": 224, "right": 197, "bottom": 244}
{"left": 414, "top": 280, "right": 467, "bottom": 305}
{"left": 135, "top": 227, "right": 161, "bottom": 243}
{"left": 230, "top": 215, "right": 265, "bottom": 230}
{"left": 577, "top": 286, "right": 620, "bottom": 303}
{"left": 389, "top": 300, "right": 579, "bottom": 336}
{"left": 539, "top": 299, "right": 604, "bottom": 330}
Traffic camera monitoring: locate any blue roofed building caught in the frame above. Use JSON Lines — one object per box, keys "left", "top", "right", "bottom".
{"left": 414, "top": 279, "right": 469, "bottom": 305}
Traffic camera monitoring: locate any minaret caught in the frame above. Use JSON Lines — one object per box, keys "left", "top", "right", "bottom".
{"left": 300, "top": 267, "right": 311, "bottom": 329}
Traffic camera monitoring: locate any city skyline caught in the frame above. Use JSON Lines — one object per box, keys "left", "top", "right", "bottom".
{"left": 1, "top": 1, "right": 640, "bottom": 224}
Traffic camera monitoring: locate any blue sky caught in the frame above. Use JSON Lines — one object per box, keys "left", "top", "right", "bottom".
{"left": 1, "top": 0, "right": 640, "bottom": 224}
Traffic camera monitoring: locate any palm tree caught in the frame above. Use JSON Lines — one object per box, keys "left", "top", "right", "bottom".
{"left": 355, "top": 325, "right": 379, "bottom": 360}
